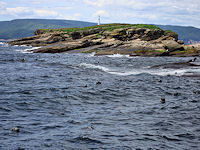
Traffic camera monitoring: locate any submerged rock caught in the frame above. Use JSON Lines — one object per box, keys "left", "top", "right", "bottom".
{"left": 151, "top": 58, "right": 200, "bottom": 69}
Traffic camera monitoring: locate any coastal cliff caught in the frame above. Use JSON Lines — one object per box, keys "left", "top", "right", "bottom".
{"left": 9, "top": 24, "right": 200, "bottom": 56}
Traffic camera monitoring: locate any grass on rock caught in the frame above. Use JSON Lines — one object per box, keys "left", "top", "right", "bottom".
{"left": 40, "top": 23, "right": 161, "bottom": 35}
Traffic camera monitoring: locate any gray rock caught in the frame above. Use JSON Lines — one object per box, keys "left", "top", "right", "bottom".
{"left": 177, "top": 40, "right": 184, "bottom": 45}
{"left": 141, "top": 29, "right": 164, "bottom": 41}
{"left": 82, "top": 28, "right": 102, "bottom": 37}
{"left": 162, "top": 40, "right": 184, "bottom": 52}
{"left": 71, "top": 31, "right": 82, "bottom": 40}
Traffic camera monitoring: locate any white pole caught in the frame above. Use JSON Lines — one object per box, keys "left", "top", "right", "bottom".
{"left": 98, "top": 16, "right": 101, "bottom": 25}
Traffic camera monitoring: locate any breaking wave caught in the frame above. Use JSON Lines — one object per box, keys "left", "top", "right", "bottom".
{"left": 0, "top": 42, "right": 9, "bottom": 47}
{"left": 105, "top": 54, "right": 130, "bottom": 58}
{"left": 80, "top": 63, "right": 200, "bottom": 76}
{"left": 87, "top": 52, "right": 96, "bottom": 57}
{"left": 15, "top": 47, "right": 40, "bottom": 53}
{"left": 13, "top": 45, "right": 31, "bottom": 48}
{"left": 80, "top": 63, "right": 110, "bottom": 72}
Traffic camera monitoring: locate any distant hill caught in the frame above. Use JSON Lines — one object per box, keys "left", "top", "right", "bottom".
{"left": 0, "top": 19, "right": 96, "bottom": 40}
{"left": 0, "top": 19, "right": 200, "bottom": 44}
{"left": 156, "top": 25, "right": 200, "bottom": 44}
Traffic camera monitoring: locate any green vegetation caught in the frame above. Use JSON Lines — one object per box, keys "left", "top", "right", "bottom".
{"left": 154, "top": 49, "right": 166, "bottom": 52}
{"left": 164, "top": 30, "right": 174, "bottom": 34}
{"left": 132, "top": 24, "right": 161, "bottom": 29}
{"left": 134, "top": 49, "right": 166, "bottom": 54}
{"left": 171, "top": 49, "right": 198, "bottom": 55}
{"left": 164, "top": 30, "right": 178, "bottom": 37}
{"left": 165, "top": 30, "right": 178, "bottom": 36}
{"left": 40, "top": 23, "right": 161, "bottom": 36}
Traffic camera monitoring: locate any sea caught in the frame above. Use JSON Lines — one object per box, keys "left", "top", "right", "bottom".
{"left": 0, "top": 41, "right": 200, "bottom": 150}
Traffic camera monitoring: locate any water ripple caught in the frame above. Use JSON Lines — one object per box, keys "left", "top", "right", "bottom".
{"left": 0, "top": 45, "right": 200, "bottom": 149}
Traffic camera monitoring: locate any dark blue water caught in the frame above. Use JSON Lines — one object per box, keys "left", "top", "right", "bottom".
{"left": 0, "top": 42, "right": 200, "bottom": 150}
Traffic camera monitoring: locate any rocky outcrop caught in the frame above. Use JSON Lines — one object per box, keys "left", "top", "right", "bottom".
{"left": 140, "top": 29, "right": 164, "bottom": 41}
{"left": 8, "top": 24, "right": 199, "bottom": 56}
{"left": 34, "top": 39, "right": 103, "bottom": 53}
{"left": 71, "top": 28, "right": 102, "bottom": 40}
{"left": 162, "top": 40, "right": 184, "bottom": 51}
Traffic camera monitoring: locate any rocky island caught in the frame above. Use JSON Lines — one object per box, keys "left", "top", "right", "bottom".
{"left": 9, "top": 24, "right": 200, "bottom": 56}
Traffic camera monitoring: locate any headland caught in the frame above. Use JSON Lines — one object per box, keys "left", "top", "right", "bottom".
{"left": 9, "top": 24, "right": 200, "bottom": 57}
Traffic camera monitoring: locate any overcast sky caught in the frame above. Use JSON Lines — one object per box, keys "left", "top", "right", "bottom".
{"left": 0, "top": 0, "right": 200, "bottom": 28}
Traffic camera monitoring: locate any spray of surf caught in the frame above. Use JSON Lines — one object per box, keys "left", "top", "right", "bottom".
{"left": 15, "top": 47, "right": 40, "bottom": 53}
{"left": 80, "top": 63, "right": 200, "bottom": 76}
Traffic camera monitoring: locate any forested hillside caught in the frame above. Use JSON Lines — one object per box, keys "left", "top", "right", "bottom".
{"left": 157, "top": 25, "right": 200, "bottom": 44}
{"left": 0, "top": 19, "right": 96, "bottom": 39}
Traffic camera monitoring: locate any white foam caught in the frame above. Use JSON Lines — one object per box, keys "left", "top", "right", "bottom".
{"left": 80, "top": 63, "right": 110, "bottom": 72}
{"left": 105, "top": 53, "right": 130, "bottom": 58}
{"left": 14, "top": 45, "right": 31, "bottom": 48}
{"left": 112, "top": 68, "right": 196, "bottom": 76}
{"left": 15, "top": 47, "right": 40, "bottom": 53}
{"left": 79, "top": 63, "right": 200, "bottom": 76}
{"left": 0, "top": 42, "right": 9, "bottom": 47}
{"left": 87, "top": 52, "right": 96, "bottom": 57}
{"left": 145, "top": 69, "right": 188, "bottom": 76}
{"left": 80, "top": 63, "right": 145, "bottom": 75}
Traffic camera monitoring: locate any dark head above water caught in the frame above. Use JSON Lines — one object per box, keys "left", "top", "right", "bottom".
{"left": 161, "top": 97, "right": 165, "bottom": 104}
{"left": 187, "top": 58, "right": 197, "bottom": 63}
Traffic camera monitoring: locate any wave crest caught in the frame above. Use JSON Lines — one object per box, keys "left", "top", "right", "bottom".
{"left": 0, "top": 42, "right": 9, "bottom": 47}
{"left": 105, "top": 54, "right": 130, "bottom": 58}
{"left": 15, "top": 47, "right": 40, "bottom": 53}
{"left": 80, "top": 63, "right": 200, "bottom": 76}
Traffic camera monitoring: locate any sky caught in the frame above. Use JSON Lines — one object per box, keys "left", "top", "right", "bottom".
{"left": 0, "top": 0, "right": 200, "bottom": 28}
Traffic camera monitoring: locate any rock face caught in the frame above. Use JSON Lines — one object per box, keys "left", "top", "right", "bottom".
{"left": 141, "top": 29, "right": 164, "bottom": 41}
{"left": 8, "top": 24, "right": 199, "bottom": 56}
{"left": 162, "top": 40, "right": 184, "bottom": 52}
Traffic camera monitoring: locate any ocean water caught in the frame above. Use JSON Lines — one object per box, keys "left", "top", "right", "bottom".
{"left": 0, "top": 42, "right": 200, "bottom": 150}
